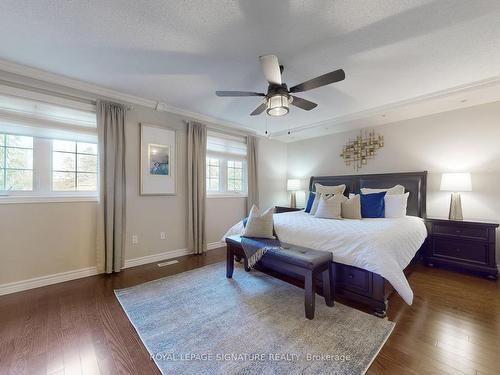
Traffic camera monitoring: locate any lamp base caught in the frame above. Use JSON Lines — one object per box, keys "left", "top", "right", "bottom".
{"left": 449, "top": 192, "right": 463, "bottom": 221}
{"left": 290, "top": 192, "right": 297, "bottom": 208}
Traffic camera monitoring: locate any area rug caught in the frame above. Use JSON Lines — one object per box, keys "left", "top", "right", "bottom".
{"left": 115, "top": 262, "right": 394, "bottom": 375}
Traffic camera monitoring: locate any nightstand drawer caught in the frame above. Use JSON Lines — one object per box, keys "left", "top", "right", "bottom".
{"left": 434, "top": 224, "right": 488, "bottom": 240}
{"left": 433, "top": 239, "right": 487, "bottom": 264}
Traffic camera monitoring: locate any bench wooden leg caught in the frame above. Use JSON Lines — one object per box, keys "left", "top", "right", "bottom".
{"left": 304, "top": 270, "right": 315, "bottom": 320}
{"left": 322, "top": 266, "right": 334, "bottom": 307}
{"left": 226, "top": 247, "right": 234, "bottom": 278}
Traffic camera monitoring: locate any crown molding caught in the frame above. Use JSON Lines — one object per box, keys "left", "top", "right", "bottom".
{"left": 0, "top": 58, "right": 257, "bottom": 136}
{"left": 271, "top": 75, "right": 500, "bottom": 138}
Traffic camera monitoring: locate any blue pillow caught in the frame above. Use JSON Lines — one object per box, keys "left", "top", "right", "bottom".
{"left": 304, "top": 192, "right": 316, "bottom": 213}
{"left": 360, "top": 192, "right": 386, "bottom": 218}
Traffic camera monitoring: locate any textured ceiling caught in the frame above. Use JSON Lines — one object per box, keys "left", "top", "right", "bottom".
{"left": 0, "top": 0, "right": 499, "bottom": 136}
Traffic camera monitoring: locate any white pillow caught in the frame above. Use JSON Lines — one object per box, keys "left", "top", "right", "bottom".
{"left": 309, "top": 193, "right": 323, "bottom": 215}
{"left": 315, "top": 183, "right": 346, "bottom": 196}
{"left": 384, "top": 192, "right": 410, "bottom": 218}
{"left": 314, "top": 194, "right": 346, "bottom": 219}
{"left": 360, "top": 184, "right": 405, "bottom": 195}
{"left": 341, "top": 194, "right": 362, "bottom": 219}
{"left": 242, "top": 205, "right": 275, "bottom": 239}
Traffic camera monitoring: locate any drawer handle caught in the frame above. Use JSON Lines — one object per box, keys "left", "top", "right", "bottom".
{"left": 455, "top": 230, "right": 461, "bottom": 234}
{"left": 456, "top": 248, "right": 461, "bottom": 252}
{"left": 348, "top": 274, "right": 354, "bottom": 279}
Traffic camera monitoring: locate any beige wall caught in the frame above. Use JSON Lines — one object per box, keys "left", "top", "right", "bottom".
{"left": 287, "top": 101, "right": 500, "bottom": 260}
{"left": 0, "top": 104, "right": 288, "bottom": 286}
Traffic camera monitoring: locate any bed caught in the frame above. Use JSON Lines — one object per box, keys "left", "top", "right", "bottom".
{"left": 225, "top": 171, "right": 428, "bottom": 317}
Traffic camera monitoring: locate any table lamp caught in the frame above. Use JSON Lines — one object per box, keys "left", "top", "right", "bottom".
{"left": 287, "top": 179, "right": 301, "bottom": 208}
{"left": 440, "top": 173, "right": 472, "bottom": 221}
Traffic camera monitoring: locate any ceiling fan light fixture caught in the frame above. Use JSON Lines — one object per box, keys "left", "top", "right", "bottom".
{"left": 266, "top": 94, "right": 289, "bottom": 116}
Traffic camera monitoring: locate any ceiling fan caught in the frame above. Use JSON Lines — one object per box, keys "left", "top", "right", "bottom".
{"left": 216, "top": 55, "right": 345, "bottom": 117}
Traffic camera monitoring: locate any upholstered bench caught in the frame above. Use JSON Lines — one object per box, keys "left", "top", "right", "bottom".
{"left": 225, "top": 235, "right": 334, "bottom": 319}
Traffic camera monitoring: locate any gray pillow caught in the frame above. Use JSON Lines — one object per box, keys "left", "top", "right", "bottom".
{"left": 242, "top": 205, "right": 275, "bottom": 239}
{"left": 314, "top": 194, "right": 346, "bottom": 219}
{"left": 341, "top": 194, "right": 362, "bottom": 219}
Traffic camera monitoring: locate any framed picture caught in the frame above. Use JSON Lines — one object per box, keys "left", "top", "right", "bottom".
{"left": 140, "top": 123, "right": 176, "bottom": 195}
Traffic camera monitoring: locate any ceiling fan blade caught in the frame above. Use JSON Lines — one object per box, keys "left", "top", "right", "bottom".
{"left": 259, "top": 55, "right": 282, "bottom": 85}
{"left": 250, "top": 102, "right": 267, "bottom": 116}
{"left": 289, "top": 69, "right": 345, "bottom": 93}
{"left": 290, "top": 96, "right": 317, "bottom": 111}
{"left": 216, "top": 91, "right": 265, "bottom": 97}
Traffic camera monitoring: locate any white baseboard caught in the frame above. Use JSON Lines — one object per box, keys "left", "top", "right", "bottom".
{"left": 123, "top": 248, "right": 193, "bottom": 269}
{"left": 0, "top": 266, "right": 99, "bottom": 296}
{"left": 207, "top": 241, "right": 225, "bottom": 251}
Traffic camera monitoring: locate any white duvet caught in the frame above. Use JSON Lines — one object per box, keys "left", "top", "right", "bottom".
{"left": 224, "top": 211, "right": 427, "bottom": 305}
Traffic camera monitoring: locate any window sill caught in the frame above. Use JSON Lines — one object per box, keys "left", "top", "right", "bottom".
{"left": 207, "top": 193, "right": 247, "bottom": 199}
{"left": 0, "top": 195, "right": 98, "bottom": 204}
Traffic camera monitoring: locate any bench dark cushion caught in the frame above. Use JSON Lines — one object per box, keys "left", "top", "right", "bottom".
{"left": 226, "top": 235, "right": 332, "bottom": 270}
{"left": 264, "top": 244, "right": 332, "bottom": 270}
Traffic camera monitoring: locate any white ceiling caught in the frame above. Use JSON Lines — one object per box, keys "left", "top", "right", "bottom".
{"left": 0, "top": 0, "right": 499, "bottom": 139}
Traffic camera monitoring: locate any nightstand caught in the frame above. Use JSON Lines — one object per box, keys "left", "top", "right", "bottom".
{"left": 425, "top": 218, "right": 499, "bottom": 279}
{"left": 275, "top": 206, "right": 303, "bottom": 214}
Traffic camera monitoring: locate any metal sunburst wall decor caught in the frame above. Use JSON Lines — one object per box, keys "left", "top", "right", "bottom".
{"left": 340, "top": 129, "right": 384, "bottom": 170}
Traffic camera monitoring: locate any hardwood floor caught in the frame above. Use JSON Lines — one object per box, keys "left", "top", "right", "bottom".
{"left": 0, "top": 248, "right": 498, "bottom": 375}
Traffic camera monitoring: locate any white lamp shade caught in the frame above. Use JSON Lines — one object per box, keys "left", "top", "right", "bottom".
{"left": 440, "top": 173, "right": 472, "bottom": 192}
{"left": 287, "top": 179, "right": 302, "bottom": 191}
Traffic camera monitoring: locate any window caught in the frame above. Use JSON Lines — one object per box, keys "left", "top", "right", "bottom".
{"left": 0, "top": 89, "right": 97, "bottom": 202}
{"left": 227, "top": 160, "right": 243, "bottom": 192}
{"left": 0, "top": 134, "right": 33, "bottom": 191}
{"left": 52, "top": 140, "right": 98, "bottom": 191}
{"left": 206, "top": 158, "right": 220, "bottom": 191}
{"left": 206, "top": 132, "right": 247, "bottom": 196}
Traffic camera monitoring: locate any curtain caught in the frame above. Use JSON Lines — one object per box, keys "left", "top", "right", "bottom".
{"left": 187, "top": 121, "right": 207, "bottom": 254}
{"left": 96, "top": 100, "right": 127, "bottom": 273}
{"left": 246, "top": 135, "right": 259, "bottom": 213}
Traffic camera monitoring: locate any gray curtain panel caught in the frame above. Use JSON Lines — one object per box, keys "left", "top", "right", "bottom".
{"left": 96, "top": 100, "right": 127, "bottom": 273}
{"left": 187, "top": 121, "right": 207, "bottom": 254}
{"left": 246, "top": 135, "right": 259, "bottom": 214}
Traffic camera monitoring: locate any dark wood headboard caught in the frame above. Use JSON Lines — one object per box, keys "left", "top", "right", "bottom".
{"left": 309, "top": 171, "right": 427, "bottom": 218}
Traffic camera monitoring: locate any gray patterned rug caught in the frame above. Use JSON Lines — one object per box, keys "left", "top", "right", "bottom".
{"left": 115, "top": 262, "right": 394, "bottom": 375}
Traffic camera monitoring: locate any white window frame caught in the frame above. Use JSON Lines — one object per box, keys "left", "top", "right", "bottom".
{"left": 206, "top": 151, "right": 247, "bottom": 198}
{"left": 0, "top": 88, "right": 98, "bottom": 204}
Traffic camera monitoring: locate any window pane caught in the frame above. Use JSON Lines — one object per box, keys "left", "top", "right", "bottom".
{"left": 234, "top": 180, "right": 242, "bottom": 191}
{"left": 6, "top": 148, "right": 33, "bottom": 169}
{"left": 209, "top": 166, "right": 219, "bottom": 177}
{"left": 0, "top": 134, "right": 4, "bottom": 146}
{"left": 228, "top": 160, "right": 234, "bottom": 168}
{"left": 53, "top": 172, "right": 76, "bottom": 191}
{"left": 228, "top": 180, "right": 235, "bottom": 191}
{"left": 233, "top": 161, "right": 242, "bottom": 168}
{"left": 77, "top": 173, "right": 97, "bottom": 191}
{"left": 77, "top": 142, "right": 97, "bottom": 155}
{"left": 6, "top": 135, "right": 32, "bottom": 148}
{"left": 234, "top": 168, "right": 242, "bottom": 179}
{"left": 53, "top": 140, "right": 76, "bottom": 152}
{"left": 0, "top": 169, "right": 4, "bottom": 189}
{"left": 228, "top": 168, "right": 234, "bottom": 179}
{"left": 53, "top": 152, "right": 76, "bottom": 171}
{"left": 6, "top": 169, "right": 32, "bottom": 190}
{"left": 77, "top": 154, "right": 97, "bottom": 173}
{"left": 209, "top": 179, "right": 219, "bottom": 191}
{"left": 0, "top": 147, "right": 4, "bottom": 168}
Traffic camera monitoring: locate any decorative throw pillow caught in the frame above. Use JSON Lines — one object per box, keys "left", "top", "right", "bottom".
{"left": 384, "top": 192, "right": 410, "bottom": 218}
{"left": 360, "top": 191, "right": 386, "bottom": 218}
{"left": 242, "top": 205, "right": 275, "bottom": 239}
{"left": 314, "top": 194, "right": 346, "bottom": 219}
{"left": 360, "top": 185, "right": 405, "bottom": 196}
{"left": 341, "top": 194, "right": 362, "bottom": 219}
{"left": 309, "top": 193, "right": 323, "bottom": 215}
{"left": 315, "top": 183, "right": 346, "bottom": 196}
{"left": 304, "top": 192, "right": 316, "bottom": 213}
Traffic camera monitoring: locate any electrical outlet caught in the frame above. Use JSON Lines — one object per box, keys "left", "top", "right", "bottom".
{"left": 132, "top": 235, "right": 138, "bottom": 245}
{"left": 160, "top": 232, "right": 166, "bottom": 240}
